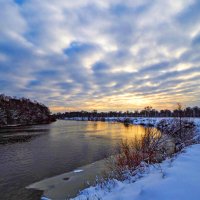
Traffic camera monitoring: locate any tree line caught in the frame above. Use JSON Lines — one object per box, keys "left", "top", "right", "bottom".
{"left": 0, "top": 94, "right": 55, "bottom": 127}
{"left": 54, "top": 105, "right": 200, "bottom": 119}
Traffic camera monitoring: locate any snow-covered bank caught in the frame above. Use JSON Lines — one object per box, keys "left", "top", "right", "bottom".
{"left": 71, "top": 118, "right": 200, "bottom": 200}
{"left": 73, "top": 144, "right": 200, "bottom": 200}
{"left": 65, "top": 117, "right": 200, "bottom": 127}
{"left": 65, "top": 117, "right": 163, "bottom": 126}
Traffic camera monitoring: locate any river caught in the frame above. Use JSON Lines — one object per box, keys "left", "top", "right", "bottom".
{"left": 0, "top": 120, "right": 149, "bottom": 200}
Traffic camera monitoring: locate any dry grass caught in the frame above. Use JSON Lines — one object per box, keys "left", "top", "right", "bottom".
{"left": 99, "top": 119, "right": 196, "bottom": 183}
{"left": 105, "top": 127, "right": 173, "bottom": 180}
{"left": 87, "top": 119, "right": 197, "bottom": 198}
{"left": 157, "top": 119, "right": 196, "bottom": 151}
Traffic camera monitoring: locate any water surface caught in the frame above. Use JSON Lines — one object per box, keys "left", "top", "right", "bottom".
{"left": 0, "top": 120, "right": 148, "bottom": 200}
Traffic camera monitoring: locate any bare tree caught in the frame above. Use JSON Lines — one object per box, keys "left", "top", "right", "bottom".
{"left": 176, "top": 103, "right": 184, "bottom": 139}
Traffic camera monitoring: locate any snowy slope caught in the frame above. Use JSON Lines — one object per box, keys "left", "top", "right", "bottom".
{"left": 73, "top": 144, "right": 200, "bottom": 200}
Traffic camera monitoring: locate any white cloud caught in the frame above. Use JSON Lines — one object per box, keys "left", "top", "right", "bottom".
{"left": 0, "top": 0, "right": 200, "bottom": 110}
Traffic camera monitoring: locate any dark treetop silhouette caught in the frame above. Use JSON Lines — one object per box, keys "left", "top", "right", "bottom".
{"left": 0, "top": 94, "right": 55, "bottom": 127}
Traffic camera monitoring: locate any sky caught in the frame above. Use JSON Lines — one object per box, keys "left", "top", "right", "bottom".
{"left": 0, "top": 0, "right": 200, "bottom": 112}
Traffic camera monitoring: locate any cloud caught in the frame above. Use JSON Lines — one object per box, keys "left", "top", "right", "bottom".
{"left": 0, "top": 0, "right": 200, "bottom": 111}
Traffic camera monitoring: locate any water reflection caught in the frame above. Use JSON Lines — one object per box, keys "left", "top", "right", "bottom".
{"left": 0, "top": 125, "right": 50, "bottom": 145}
{"left": 85, "top": 121, "right": 148, "bottom": 140}
{"left": 0, "top": 120, "right": 157, "bottom": 200}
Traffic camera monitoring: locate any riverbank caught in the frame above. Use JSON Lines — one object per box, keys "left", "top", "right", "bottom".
{"left": 74, "top": 143, "right": 200, "bottom": 200}
{"left": 73, "top": 118, "right": 200, "bottom": 200}
{"left": 27, "top": 159, "right": 107, "bottom": 200}
{"left": 64, "top": 117, "right": 199, "bottom": 127}
{"left": 0, "top": 94, "right": 54, "bottom": 128}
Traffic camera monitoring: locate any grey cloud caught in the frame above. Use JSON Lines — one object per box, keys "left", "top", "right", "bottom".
{"left": 0, "top": 0, "right": 200, "bottom": 110}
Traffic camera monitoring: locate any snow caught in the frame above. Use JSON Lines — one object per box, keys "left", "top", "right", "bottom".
{"left": 72, "top": 118, "right": 200, "bottom": 200}
{"left": 41, "top": 197, "right": 51, "bottom": 200}
{"left": 65, "top": 117, "right": 198, "bottom": 126}
{"left": 72, "top": 144, "right": 200, "bottom": 200}
{"left": 73, "top": 169, "right": 84, "bottom": 173}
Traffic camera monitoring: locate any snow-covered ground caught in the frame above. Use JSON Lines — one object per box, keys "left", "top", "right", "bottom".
{"left": 72, "top": 118, "right": 200, "bottom": 200}
{"left": 65, "top": 117, "right": 199, "bottom": 127}
{"left": 73, "top": 144, "right": 200, "bottom": 200}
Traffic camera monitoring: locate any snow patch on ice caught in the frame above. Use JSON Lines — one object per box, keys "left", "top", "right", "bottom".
{"left": 41, "top": 197, "right": 51, "bottom": 200}
{"left": 73, "top": 169, "right": 83, "bottom": 173}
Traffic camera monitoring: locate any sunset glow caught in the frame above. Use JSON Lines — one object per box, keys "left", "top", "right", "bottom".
{"left": 1, "top": 0, "right": 200, "bottom": 112}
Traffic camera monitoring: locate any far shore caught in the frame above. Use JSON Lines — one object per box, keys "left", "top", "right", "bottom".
{"left": 62, "top": 116, "right": 197, "bottom": 127}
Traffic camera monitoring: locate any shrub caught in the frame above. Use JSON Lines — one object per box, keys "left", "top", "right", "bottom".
{"left": 157, "top": 119, "right": 195, "bottom": 148}
{"left": 107, "top": 127, "right": 172, "bottom": 180}
{"left": 105, "top": 119, "right": 196, "bottom": 181}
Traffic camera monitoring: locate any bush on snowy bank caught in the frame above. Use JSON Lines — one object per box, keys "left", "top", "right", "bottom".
{"left": 74, "top": 119, "right": 198, "bottom": 200}
{"left": 105, "top": 127, "right": 173, "bottom": 181}
{"left": 157, "top": 119, "right": 196, "bottom": 151}
{"left": 104, "top": 119, "right": 196, "bottom": 182}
